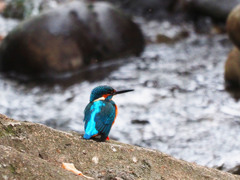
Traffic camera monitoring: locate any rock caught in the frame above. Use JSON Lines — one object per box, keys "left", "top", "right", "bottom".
{"left": 225, "top": 5, "right": 240, "bottom": 88}
{"left": 0, "top": 1, "right": 6, "bottom": 14}
{"left": 229, "top": 165, "right": 240, "bottom": 175}
{"left": 105, "top": 0, "right": 240, "bottom": 21}
{"left": 104, "top": 0, "right": 179, "bottom": 20}
{"left": 0, "top": 1, "right": 144, "bottom": 78}
{"left": 156, "top": 30, "right": 189, "bottom": 44}
{"left": 224, "top": 47, "right": 240, "bottom": 87}
{"left": 0, "top": 114, "right": 239, "bottom": 179}
{"left": 131, "top": 119, "right": 149, "bottom": 125}
{"left": 2, "top": 0, "right": 26, "bottom": 19}
{"left": 184, "top": 0, "right": 240, "bottom": 20}
{"left": 227, "top": 5, "right": 240, "bottom": 49}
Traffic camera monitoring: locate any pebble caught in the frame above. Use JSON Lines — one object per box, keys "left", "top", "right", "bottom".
{"left": 132, "top": 157, "right": 138, "bottom": 163}
{"left": 92, "top": 156, "right": 99, "bottom": 164}
{"left": 111, "top": 146, "right": 117, "bottom": 152}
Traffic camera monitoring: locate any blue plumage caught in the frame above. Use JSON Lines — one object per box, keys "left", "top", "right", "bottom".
{"left": 83, "top": 100, "right": 116, "bottom": 140}
{"left": 83, "top": 85, "right": 133, "bottom": 141}
{"left": 90, "top": 86, "right": 115, "bottom": 102}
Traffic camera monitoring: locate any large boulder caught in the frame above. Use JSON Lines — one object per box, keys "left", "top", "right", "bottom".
{"left": 0, "top": 1, "right": 144, "bottom": 78}
{"left": 0, "top": 114, "right": 239, "bottom": 179}
{"left": 183, "top": 0, "right": 240, "bottom": 20}
{"left": 224, "top": 47, "right": 240, "bottom": 87}
{"left": 225, "top": 5, "right": 240, "bottom": 88}
{"left": 227, "top": 5, "right": 240, "bottom": 49}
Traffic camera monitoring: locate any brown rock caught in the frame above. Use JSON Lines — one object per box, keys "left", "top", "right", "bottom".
{"left": 0, "top": 2, "right": 6, "bottom": 13}
{"left": 0, "top": 114, "right": 239, "bottom": 179}
{"left": 0, "top": 1, "right": 144, "bottom": 78}
{"left": 225, "top": 47, "right": 240, "bottom": 87}
{"left": 227, "top": 5, "right": 240, "bottom": 49}
{"left": 103, "top": 0, "right": 177, "bottom": 19}
{"left": 184, "top": 0, "right": 240, "bottom": 20}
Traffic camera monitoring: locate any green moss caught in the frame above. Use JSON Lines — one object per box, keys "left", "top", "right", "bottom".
{"left": 0, "top": 125, "right": 16, "bottom": 137}
{"left": 9, "top": 164, "right": 16, "bottom": 174}
{"left": 0, "top": 131, "right": 4, "bottom": 137}
{"left": 5, "top": 125, "right": 14, "bottom": 134}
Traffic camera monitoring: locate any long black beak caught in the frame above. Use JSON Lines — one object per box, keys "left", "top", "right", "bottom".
{"left": 114, "top": 89, "right": 134, "bottom": 95}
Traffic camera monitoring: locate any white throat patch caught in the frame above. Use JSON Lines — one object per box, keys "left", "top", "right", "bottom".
{"left": 93, "top": 97, "right": 105, "bottom": 102}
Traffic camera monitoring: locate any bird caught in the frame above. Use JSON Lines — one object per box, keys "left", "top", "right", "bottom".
{"left": 83, "top": 85, "right": 134, "bottom": 141}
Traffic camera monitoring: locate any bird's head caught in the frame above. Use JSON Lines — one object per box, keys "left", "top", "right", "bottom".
{"left": 90, "top": 85, "right": 134, "bottom": 102}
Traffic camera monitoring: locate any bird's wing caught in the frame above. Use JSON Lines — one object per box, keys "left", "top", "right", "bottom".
{"left": 83, "top": 100, "right": 116, "bottom": 138}
{"left": 83, "top": 103, "right": 93, "bottom": 130}
{"left": 94, "top": 101, "right": 116, "bottom": 137}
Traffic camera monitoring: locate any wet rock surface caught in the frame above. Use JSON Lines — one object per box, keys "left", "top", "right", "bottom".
{"left": 225, "top": 5, "right": 240, "bottom": 96}
{"left": 0, "top": 1, "right": 144, "bottom": 78}
{"left": 225, "top": 47, "right": 240, "bottom": 87}
{"left": 227, "top": 5, "right": 240, "bottom": 49}
{"left": 103, "top": 0, "right": 240, "bottom": 22}
{"left": 105, "top": 0, "right": 179, "bottom": 20}
{"left": 184, "top": 0, "right": 240, "bottom": 20}
{"left": 0, "top": 114, "right": 239, "bottom": 180}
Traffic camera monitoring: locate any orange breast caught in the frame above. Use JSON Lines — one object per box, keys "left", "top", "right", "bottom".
{"left": 112, "top": 104, "right": 118, "bottom": 126}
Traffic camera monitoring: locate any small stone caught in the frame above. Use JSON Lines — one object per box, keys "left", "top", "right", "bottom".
{"left": 131, "top": 119, "right": 149, "bottom": 125}
{"left": 101, "top": 171, "right": 106, "bottom": 175}
{"left": 114, "top": 177, "right": 124, "bottom": 180}
{"left": 111, "top": 146, "right": 117, "bottom": 152}
{"left": 132, "top": 157, "right": 138, "bottom": 163}
{"left": 92, "top": 156, "right": 99, "bottom": 164}
{"left": 2, "top": 175, "right": 8, "bottom": 180}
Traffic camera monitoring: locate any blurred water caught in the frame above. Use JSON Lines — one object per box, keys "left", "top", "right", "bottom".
{"left": 0, "top": 8, "right": 239, "bottom": 173}
{"left": 0, "top": 16, "right": 18, "bottom": 36}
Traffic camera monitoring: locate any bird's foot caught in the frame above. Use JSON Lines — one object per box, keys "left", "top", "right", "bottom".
{"left": 106, "top": 136, "right": 110, "bottom": 141}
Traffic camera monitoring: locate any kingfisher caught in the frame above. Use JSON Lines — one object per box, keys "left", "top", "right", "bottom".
{"left": 83, "top": 85, "right": 133, "bottom": 141}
